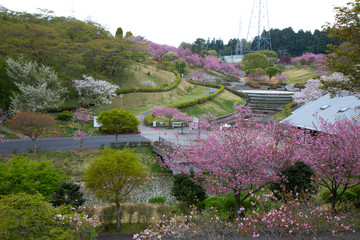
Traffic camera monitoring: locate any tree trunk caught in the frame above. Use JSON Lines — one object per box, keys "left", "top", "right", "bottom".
{"left": 32, "top": 138, "right": 37, "bottom": 153}
{"left": 116, "top": 202, "right": 121, "bottom": 231}
{"left": 234, "top": 192, "right": 242, "bottom": 218}
{"left": 330, "top": 191, "right": 337, "bottom": 213}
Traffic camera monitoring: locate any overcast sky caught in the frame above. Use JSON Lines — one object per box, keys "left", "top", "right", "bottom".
{"left": 0, "top": 0, "right": 349, "bottom": 47}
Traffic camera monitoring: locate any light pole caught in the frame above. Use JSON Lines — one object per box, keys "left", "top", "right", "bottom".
{"left": 120, "top": 94, "right": 123, "bottom": 109}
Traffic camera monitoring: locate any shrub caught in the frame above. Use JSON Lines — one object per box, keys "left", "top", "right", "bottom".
{"left": 322, "top": 185, "right": 360, "bottom": 209}
{"left": 171, "top": 173, "right": 207, "bottom": 209}
{"left": 270, "top": 161, "right": 315, "bottom": 197}
{"left": 144, "top": 113, "right": 154, "bottom": 126}
{"left": 149, "top": 196, "right": 166, "bottom": 204}
{"left": 136, "top": 204, "right": 154, "bottom": 225}
{"left": 100, "top": 205, "right": 117, "bottom": 225}
{"left": 294, "top": 83, "right": 305, "bottom": 89}
{"left": 156, "top": 204, "right": 173, "bottom": 219}
{"left": 124, "top": 204, "right": 137, "bottom": 223}
{"left": 269, "top": 84, "right": 277, "bottom": 89}
{"left": 50, "top": 182, "right": 85, "bottom": 208}
{"left": 57, "top": 111, "right": 74, "bottom": 121}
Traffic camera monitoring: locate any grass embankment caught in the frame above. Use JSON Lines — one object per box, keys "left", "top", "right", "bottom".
{"left": 120, "top": 62, "right": 175, "bottom": 89}
{"left": 281, "top": 67, "right": 315, "bottom": 85}
{"left": 93, "top": 78, "right": 209, "bottom": 115}
{"left": 180, "top": 90, "right": 245, "bottom": 117}
{"left": 272, "top": 102, "right": 297, "bottom": 122}
{"left": 0, "top": 146, "right": 159, "bottom": 178}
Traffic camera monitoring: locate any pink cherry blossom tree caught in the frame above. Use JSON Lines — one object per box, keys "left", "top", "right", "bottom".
{"left": 151, "top": 106, "right": 190, "bottom": 128}
{"left": 188, "top": 71, "right": 206, "bottom": 82}
{"left": 73, "top": 129, "right": 93, "bottom": 151}
{"left": 71, "top": 108, "right": 93, "bottom": 132}
{"left": 71, "top": 108, "right": 93, "bottom": 150}
{"left": 273, "top": 75, "right": 288, "bottom": 83}
{"left": 202, "top": 55, "right": 221, "bottom": 72}
{"left": 305, "top": 117, "right": 360, "bottom": 212}
{"left": 189, "top": 113, "right": 216, "bottom": 137}
{"left": 165, "top": 106, "right": 298, "bottom": 216}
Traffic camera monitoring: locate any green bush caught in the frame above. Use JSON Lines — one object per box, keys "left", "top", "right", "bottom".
{"left": 100, "top": 205, "right": 117, "bottom": 224}
{"left": 144, "top": 113, "right": 154, "bottom": 126}
{"left": 57, "top": 111, "right": 74, "bottom": 121}
{"left": 156, "top": 204, "right": 173, "bottom": 219}
{"left": 98, "top": 109, "right": 140, "bottom": 135}
{"left": 50, "top": 182, "right": 85, "bottom": 208}
{"left": 124, "top": 204, "right": 137, "bottom": 223}
{"left": 322, "top": 185, "right": 360, "bottom": 209}
{"left": 270, "top": 161, "right": 315, "bottom": 197}
{"left": 136, "top": 204, "right": 154, "bottom": 225}
{"left": 149, "top": 196, "right": 166, "bottom": 204}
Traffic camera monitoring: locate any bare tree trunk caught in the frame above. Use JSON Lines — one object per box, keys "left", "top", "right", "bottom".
{"left": 31, "top": 138, "right": 37, "bottom": 153}
{"left": 234, "top": 192, "right": 241, "bottom": 218}
{"left": 116, "top": 202, "right": 121, "bottom": 231}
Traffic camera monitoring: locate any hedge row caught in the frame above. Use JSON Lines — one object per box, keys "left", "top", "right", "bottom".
{"left": 48, "top": 105, "right": 78, "bottom": 113}
{"left": 224, "top": 86, "right": 248, "bottom": 99}
{"left": 115, "top": 71, "right": 181, "bottom": 95}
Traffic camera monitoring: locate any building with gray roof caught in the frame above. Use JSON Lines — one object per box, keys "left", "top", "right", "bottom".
{"left": 280, "top": 94, "right": 360, "bottom": 131}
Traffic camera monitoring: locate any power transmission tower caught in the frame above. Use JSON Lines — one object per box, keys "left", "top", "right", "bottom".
{"left": 245, "top": 0, "right": 272, "bottom": 53}
{"left": 235, "top": 17, "right": 244, "bottom": 55}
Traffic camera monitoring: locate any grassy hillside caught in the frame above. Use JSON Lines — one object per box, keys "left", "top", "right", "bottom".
{"left": 281, "top": 67, "right": 316, "bottom": 84}
{"left": 93, "top": 79, "right": 209, "bottom": 115}
{"left": 120, "top": 62, "right": 175, "bottom": 89}
{"left": 180, "top": 90, "right": 246, "bottom": 117}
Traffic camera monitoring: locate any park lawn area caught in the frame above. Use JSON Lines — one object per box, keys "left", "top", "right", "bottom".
{"left": 92, "top": 79, "right": 209, "bottom": 115}
{"left": 180, "top": 90, "right": 245, "bottom": 117}
{"left": 281, "top": 67, "right": 316, "bottom": 85}
{"left": 0, "top": 146, "right": 159, "bottom": 178}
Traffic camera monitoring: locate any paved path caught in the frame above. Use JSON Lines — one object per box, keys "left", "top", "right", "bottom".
{"left": 0, "top": 134, "right": 150, "bottom": 154}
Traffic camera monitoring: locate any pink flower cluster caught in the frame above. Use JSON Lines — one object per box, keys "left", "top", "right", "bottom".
{"left": 134, "top": 194, "right": 355, "bottom": 239}
{"left": 237, "top": 192, "right": 355, "bottom": 239}
{"left": 54, "top": 211, "right": 101, "bottom": 231}
{"left": 71, "top": 108, "right": 93, "bottom": 124}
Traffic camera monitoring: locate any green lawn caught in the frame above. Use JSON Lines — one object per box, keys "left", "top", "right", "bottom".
{"left": 0, "top": 146, "right": 161, "bottom": 178}
{"left": 281, "top": 67, "right": 316, "bottom": 84}
{"left": 92, "top": 79, "right": 209, "bottom": 115}
{"left": 181, "top": 90, "right": 245, "bottom": 117}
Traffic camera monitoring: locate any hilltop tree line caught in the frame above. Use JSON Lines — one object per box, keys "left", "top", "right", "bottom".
{"left": 0, "top": 7, "right": 146, "bottom": 108}
{"left": 191, "top": 27, "right": 339, "bottom": 57}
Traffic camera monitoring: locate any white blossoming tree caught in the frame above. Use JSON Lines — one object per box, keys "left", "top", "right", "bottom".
{"left": 294, "top": 72, "right": 350, "bottom": 105}
{"left": 6, "top": 57, "right": 66, "bottom": 113}
{"left": 293, "top": 79, "right": 326, "bottom": 104}
{"left": 73, "top": 75, "right": 119, "bottom": 106}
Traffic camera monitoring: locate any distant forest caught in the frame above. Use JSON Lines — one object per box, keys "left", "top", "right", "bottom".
{"left": 204, "top": 28, "right": 339, "bottom": 57}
